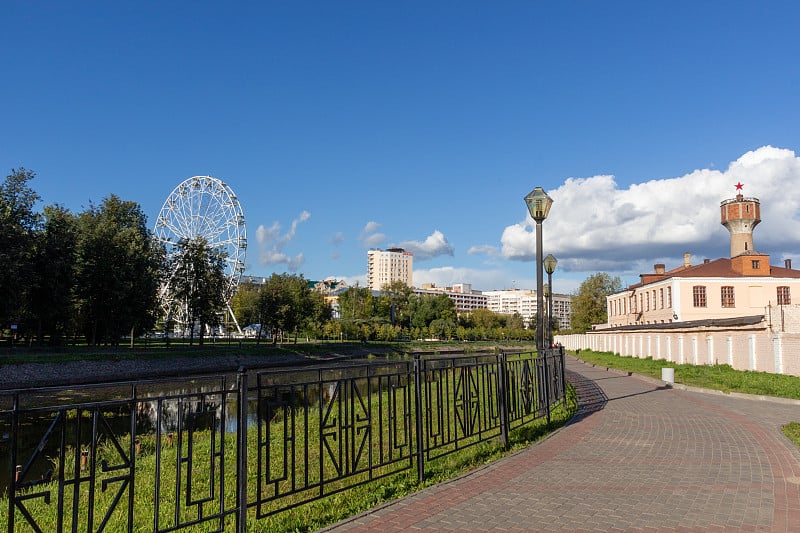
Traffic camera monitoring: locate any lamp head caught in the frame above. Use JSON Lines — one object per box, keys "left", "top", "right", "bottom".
{"left": 524, "top": 187, "right": 553, "bottom": 222}
{"left": 544, "top": 254, "right": 558, "bottom": 275}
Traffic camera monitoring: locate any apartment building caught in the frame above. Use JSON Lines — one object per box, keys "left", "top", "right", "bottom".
{"left": 367, "top": 248, "right": 413, "bottom": 291}
{"left": 483, "top": 289, "right": 572, "bottom": 330}
{"left": 414, "top": 283, "right": 488, "bottom": 313}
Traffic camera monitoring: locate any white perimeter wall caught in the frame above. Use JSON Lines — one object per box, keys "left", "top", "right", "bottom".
{"left": 556, "top": 326, "right": 800, "bottom": 377}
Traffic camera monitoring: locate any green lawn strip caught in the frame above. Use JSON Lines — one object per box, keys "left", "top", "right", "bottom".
{"left": 782, "top": 422, "right": 800, "bottom": 448}
{"left": 572, "top": 350, "right": 800, "bottom": 400}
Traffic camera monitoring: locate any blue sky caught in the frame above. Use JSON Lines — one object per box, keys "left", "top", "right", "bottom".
{"left": 3, "top": 1, "right": 800, "bottom": 294}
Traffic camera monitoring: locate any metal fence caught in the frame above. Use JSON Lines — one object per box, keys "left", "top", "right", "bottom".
{"left": 0, "top": 348, "right": 566, "bottom": 532}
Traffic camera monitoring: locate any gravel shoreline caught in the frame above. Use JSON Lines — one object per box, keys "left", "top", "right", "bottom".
{"left": 0, "top": 345, "right": 531, "bottom": 390}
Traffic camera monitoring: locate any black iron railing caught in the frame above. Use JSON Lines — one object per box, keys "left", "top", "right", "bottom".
{"left": 0, "top": 348, "right": 566, "bottom": 532}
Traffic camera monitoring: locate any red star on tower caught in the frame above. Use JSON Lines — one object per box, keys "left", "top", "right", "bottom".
{"left": 735, "top": 182, "right": 744, "bottom": 191}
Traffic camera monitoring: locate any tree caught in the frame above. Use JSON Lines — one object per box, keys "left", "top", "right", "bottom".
{"left": 571, "top": 272, "right": 623, "bottom": 332}
{"left": 0, "top": 168, "right": 41, "bottom": 331}
{"left": 255, "top": 273, "right": 330, "bottom": 343}
{"left": 74, "top": 195, "right": 164, "bottom": 345}
{"left": 338, "top": 286, "right": 374, "bottom": 321}
{"left": 168, "top": 236, "right": 227, "bottom": 345}
{"left": 230, "top": 282, "right": 260, "bottom": 328}
{"left": 338, "top": 286, "right": 375, "bottom": 341}
{"left": 377, "top": 281, "right": 414, "bottom": 328}
{"left": 28, "top": 205, "right": 78, "bottom": 344}
{"left": 408, "top": 293, "right": 456, "bottom": 330}
{"left": 505, "top": 312, "right": 526, "bottom": 332}
{"left": 463, "top": 308, "right": 504, "bottom": 330}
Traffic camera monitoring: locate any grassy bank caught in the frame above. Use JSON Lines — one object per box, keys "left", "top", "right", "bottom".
{"left": 572, "top": 349, "right": 800, "bottom": 399}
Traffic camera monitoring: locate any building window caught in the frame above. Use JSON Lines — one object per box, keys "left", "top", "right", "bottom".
{"left": 721, "top": 286, "right": 735, "bottom": 308}
{"left": 778, "top": 286, "right": 791, "bottom": 305}
{"left": 659, "top": 288, "right": 664, "bottom": 308}
{"left": 751, "top": 260, "right": 760, "bottom": 269}
{"left": 667, "top": 287, "right": 672, "bottom": 308}
{"left": 645, "top": 293, "right": 650, "bottom": 311}
{"left": 693, "top": 286, "right": 707, "bottom": 307}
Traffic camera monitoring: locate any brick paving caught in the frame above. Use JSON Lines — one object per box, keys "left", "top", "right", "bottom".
{"left": 320, "top": 355, "right": 800, "bottom": 533}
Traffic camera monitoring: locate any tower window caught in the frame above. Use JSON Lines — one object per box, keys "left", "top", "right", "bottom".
{"left": 693, "top": 286, "right": 707, "bottom": 307}
{"left": 721, "top": 286, "right": 735, "bottom": 308}
{"left": 751, "top": 260, "right": 760, "bottom": 269}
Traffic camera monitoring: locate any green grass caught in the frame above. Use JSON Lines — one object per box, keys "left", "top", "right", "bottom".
{"left": 782, "top": 422, "right": 800, "bottom": 448}
{"left": 572, "top": 349, "right": 800, "bottom": 399}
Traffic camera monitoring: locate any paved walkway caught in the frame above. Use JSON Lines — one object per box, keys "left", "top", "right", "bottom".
{"left": 320, "top": 356, "right": 800, "bottom": 532}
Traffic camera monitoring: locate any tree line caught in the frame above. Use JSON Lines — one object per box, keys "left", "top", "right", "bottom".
{"left": 1, "top": 168, "right": 621, "bottom": 347}
{"left": 230, "top": 279, "right": 541, "bottom": 343}
{"left": 0, "top": 168, "right": 232, "bottom": 346}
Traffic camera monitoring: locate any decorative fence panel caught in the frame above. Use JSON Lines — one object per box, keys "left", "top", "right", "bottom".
{"left": 1, "top": 348, "right": 566, "bottom": 532}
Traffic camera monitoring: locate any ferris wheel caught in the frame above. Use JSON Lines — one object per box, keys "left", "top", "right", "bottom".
{"left": 153, "top": 176, "right": 247, "bottom": 333}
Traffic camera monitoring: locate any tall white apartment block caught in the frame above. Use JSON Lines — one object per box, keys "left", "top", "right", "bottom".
{"left": 367, "top": 248, "right": 413, "bottom": 291}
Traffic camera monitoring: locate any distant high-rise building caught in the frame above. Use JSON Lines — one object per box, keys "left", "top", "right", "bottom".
{"left": 367, "top": 248, "right": 413, "bottom": 291}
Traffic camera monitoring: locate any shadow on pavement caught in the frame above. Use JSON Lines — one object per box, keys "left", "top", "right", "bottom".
{"left": 566, "top": 369, "right": 608, "bottom": 422}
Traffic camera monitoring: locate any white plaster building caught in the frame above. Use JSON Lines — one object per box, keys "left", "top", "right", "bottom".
{"left": 367, "top": 248, "right": 413, "bottom": 291}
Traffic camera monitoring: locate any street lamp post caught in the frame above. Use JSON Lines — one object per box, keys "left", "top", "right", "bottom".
{"left": 524, "top": 187, "right": 553, "bottom": 353}
{"left": 543, "top": 283, "right": 550, "bottom": 347}
{"left": 544, "top": 254, "right": 558, "bottom": 348}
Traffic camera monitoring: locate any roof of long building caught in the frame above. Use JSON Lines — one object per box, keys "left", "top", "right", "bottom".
{"left": 627, "top": 257, "right": 800, "bottom": 290}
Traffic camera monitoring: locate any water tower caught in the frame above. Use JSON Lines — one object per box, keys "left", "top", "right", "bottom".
{"left": 720, "top": 182, "right": 760, "bottom": 257}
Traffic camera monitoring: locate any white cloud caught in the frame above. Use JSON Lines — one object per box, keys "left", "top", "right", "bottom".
{"left": 359, "top": 220, "right": 386, "bottom": 248}
{"left": 468, "top": 244, "right": 498, "bottom": 256}
{"left": 396, "top": 230, "right": 455, "bottom": 261}
{"left": 499, "top": 146, "right": 800, "bottom": 273}
{"left": 362, "top": 221, "right": 381, "bottom": 233}
{"left": 255, "top": 211, "right": 311, "bottom": 271}
{"left": 330, "top": 232, "right": 345, "bottom": 246}
{"left": 362, "top": 232, "right": 386, "bottom": 248}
